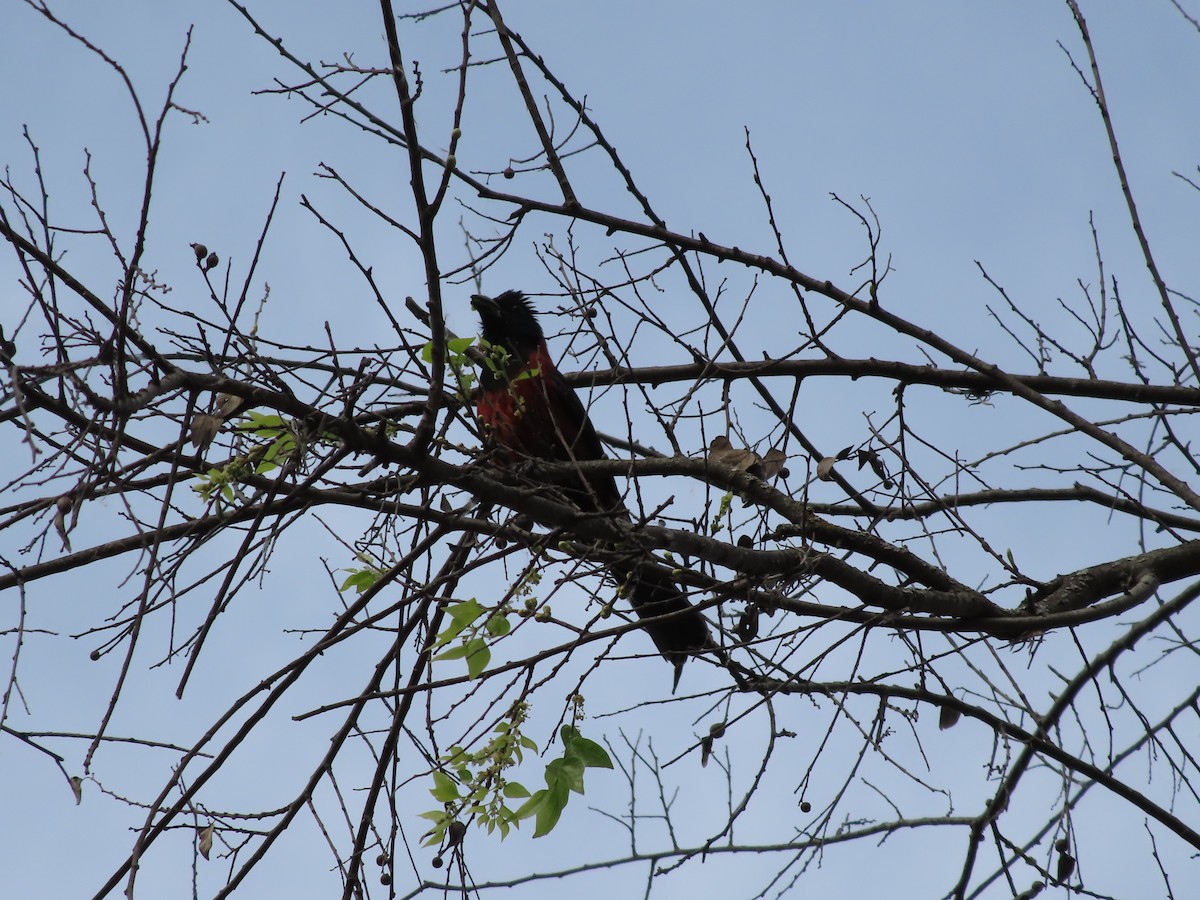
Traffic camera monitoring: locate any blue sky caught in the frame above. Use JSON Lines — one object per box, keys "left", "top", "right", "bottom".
{"left": 2, "top": 2, "right": 1199, "bottom": 897}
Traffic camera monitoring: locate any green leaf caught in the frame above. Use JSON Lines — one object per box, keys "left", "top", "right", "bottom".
{"left": 447, "top": 336, "right": 475, "bottom": 356}
{"left": 430, "top": 770, "right": 460, "bottom": 802}
{"left": 237, "top": 412, "right": 287, "bottom": 437}
{"left": 533, "top": 782, "right": 570, "bottom": 837}
{"left": 448, "top": 598, "right": 484, "bottom": 627}
{"left": 263, "top": 435, "right": 296, "bottom": 464}
{"left": 465, "top": 638, "right": 491, "bottom": 679}
{"left": 545, "top": 756, "right": 586, "bottom": 796}
{"left": 421, "top": 341, "right": 434, "bottom": 363}
{"left": 485, "top": 614, "right": 511, "bottom": 637}
{"left": 434, "top": 600, "right": 484, "bottom": 648}
{"left": 434, "top": 644, "right": 470, "bottom": 662}
{"left": 418, "top": 809, "right": 451, "bottom": 847}
{"left": 512, "top": 790, "right": 547, "bottom": 823}
{"left": 568, "top": 736, "right": 613, "bottom": 770}
{"left": 433, "top": 619, "right": 468, "bottom": 648}
{"left": 503, "top": 782, "right": 531, "bottom": 799}
{"left": 339, "top": 569, "right": 379, "bottom": 594}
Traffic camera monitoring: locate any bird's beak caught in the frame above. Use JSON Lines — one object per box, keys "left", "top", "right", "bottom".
{"left": 470, "top": 294, "right": 498, "bottom": 317}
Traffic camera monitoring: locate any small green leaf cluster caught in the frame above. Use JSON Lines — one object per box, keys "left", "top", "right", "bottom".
{"left": 710, "top": 489, "right": 735, "bottom": 532}
{"left": 193, "top": 458, "right": 251, "bottom": 505}
{"left": 421, "top": 336, "right": 478, "bottom": 402}
{"left": 477, "top": 338, "right": 539, "bottom": 389}
{"left": 432, "top": 599, "right": 511, "bottom": 679}
{"left": 233, "top": 412, "right": 299, "bottom": 475}
{"left": 476, "top": 337, "right": 509, "bottom": 380}
{"left": 420, "top": 702, "right": 537, "bottom": 845}
{"left": 191, "top": 412, "right": 327, "bottom": 506}
{"left": 338, "top": 559, "right": 386, "bottom": 595}
{"left": 420, "top": 715, "right": 614, "bottom": 845}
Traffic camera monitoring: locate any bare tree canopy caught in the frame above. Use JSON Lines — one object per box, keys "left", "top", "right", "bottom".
{"left": 2, "top": 2, "right": 1199, "bottom": 898}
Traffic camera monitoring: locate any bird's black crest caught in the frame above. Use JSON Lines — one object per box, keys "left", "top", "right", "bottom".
{"left": 471, "top": 290, "right": 544, "bottom": 358}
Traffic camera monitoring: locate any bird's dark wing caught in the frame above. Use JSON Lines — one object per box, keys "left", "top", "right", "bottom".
{"left": 478, "top": 343, "right": 621, "bottom": 512}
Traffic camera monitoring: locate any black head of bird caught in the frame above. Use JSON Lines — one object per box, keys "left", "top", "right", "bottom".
{"left": 471, "top": 291, "right": 544, "bottom": 360}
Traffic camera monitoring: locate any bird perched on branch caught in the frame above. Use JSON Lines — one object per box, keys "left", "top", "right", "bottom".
{"left": 471, "top": 290, "right": 709, "bottom": 686}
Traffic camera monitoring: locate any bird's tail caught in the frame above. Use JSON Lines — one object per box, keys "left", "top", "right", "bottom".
{"left": 612, "top": 559, "right": 710, "bottom": 689}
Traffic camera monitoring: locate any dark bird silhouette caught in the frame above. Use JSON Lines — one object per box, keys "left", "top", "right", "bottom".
{"left": 472, "top": 291, "right": 709, "bottom": 685}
